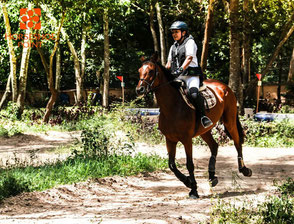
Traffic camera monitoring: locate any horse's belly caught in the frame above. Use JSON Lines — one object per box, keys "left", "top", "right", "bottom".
{"left": 158, "top": 114, "right": 195, "bottom": 141}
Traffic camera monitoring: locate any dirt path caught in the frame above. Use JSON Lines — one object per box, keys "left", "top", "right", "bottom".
{"left": 0, "top": 132, "right": 294, "bottom": 223}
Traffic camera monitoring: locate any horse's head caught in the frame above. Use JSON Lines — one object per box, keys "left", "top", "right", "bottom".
{"left": 136, "top": 53, "right": 160, "bottom": 96}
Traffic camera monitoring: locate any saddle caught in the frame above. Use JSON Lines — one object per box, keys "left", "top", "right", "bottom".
{"left": 173, "top": 79, "right": 217, "bottom": 110}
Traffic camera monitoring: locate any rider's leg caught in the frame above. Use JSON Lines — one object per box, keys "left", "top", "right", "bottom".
{"left": 187, "top": 76, "right": 213, "bottom": 128}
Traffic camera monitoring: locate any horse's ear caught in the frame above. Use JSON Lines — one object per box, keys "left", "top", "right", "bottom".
{"left": 150, "top": 52, "right": 159, "bottom": 63}
{"left": 140, "top": 56, "right": 145, "bottom": 62}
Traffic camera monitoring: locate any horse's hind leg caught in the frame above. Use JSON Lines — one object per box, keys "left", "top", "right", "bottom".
{"left": 166, "top": 138, "right": 199, "bottom": 198}
{"left": 201, "top": 131, "right": 219, "bottom": 187}
{"left": 223, "top": 112, "right": 252, "bottom": 177}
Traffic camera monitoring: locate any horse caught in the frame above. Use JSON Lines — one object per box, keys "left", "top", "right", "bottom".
{"left": 135, "top": 53, "right": 252, "bottom": 198}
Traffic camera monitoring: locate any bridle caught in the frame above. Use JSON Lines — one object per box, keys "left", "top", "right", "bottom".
{"left": 138, "top": 61, "right": 174, "bottom": 94}
{"left": 138, "top": 61, "right": 159, "bottom": 94}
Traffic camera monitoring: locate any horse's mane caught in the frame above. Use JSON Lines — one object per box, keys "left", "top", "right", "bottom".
{"left": 156, "top": 62, "right": 175, "bottom": 82}
{"left": 142, "top": 59, "right": 174, "bottom": 82}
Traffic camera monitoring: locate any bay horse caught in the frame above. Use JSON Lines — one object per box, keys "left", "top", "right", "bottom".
{"left": 136, "top": 53, "right": 252, "bottom": 198}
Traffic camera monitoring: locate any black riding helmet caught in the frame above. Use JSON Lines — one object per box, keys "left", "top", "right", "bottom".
{"left": 169, "top": 21, "right": 188, "bottom": 31}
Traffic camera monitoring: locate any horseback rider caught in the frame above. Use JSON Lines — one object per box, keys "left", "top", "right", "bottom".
{"left": 165, "top": 21, "right": 213, "bottom": 128}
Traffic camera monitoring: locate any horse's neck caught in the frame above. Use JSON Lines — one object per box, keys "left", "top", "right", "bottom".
{"left": 154, "top": 73, "right": 184, "bottom": 117}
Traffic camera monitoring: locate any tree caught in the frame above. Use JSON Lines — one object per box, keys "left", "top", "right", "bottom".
{"left": 288, "top": 47, "right": 294, "bottom": 82}
{"left": 155, "top": 1, "right": 166, "bottom": 65}
{"left": 42, "top": 11, "right": 65, "bottom": 123}
{"left": 102, "top": 7, "right": 110, "bottom": 108}
{"left": 241, "top": 0, "right": 250, "bottom": 86}
{"left": 228, "top": 0, "right": 243, "bottom": 111}
{"left": 261, "top": 17, "right": 294, "bottom": 76}
{"left": 38, "top": 2, "right": 66, "bottom": 122}
{"left": 131, "top": 0, "right": 159, "bottom": 52}
{"left": 0, "top": 1, "right": 17, "bottom": 109}
{"left": 16, "top": 15, "right": 32, "bottom": 115}
{"left": 201, "top": 0, "right": 214, "bottom": 72}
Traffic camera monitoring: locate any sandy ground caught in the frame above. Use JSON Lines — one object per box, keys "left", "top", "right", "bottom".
{"left": 0, "top": 132, "right": 294, "bottom": 223}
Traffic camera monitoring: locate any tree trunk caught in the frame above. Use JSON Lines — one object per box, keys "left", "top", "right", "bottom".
{"left": 288, "top": 47, "right": 294, "bottom": 82}
{"left": 155, "top": 1, "right": 166, "bottom": 65}
{"left": 17, "top": 24, "right": 32, "bottom": 115}
{"left": 55, "top": 46, "right": 61, "bottom": 90}
{"left": 37, "top": 47, "right": 49, "bottom": 77}
{"left": 81, "top": 23, "right": 87, "bottom": 82}
{"left": 277, "top": 56, "right": 282, "bottom": 101}
{"left": 2, "top": 3, "right": 17, "bottom": 102}
{"left": 66, "top": 39, "right": 82, "bottom": 104}
{"left": 43, "top": 12, "right": 65, "bottom": 123}
{"left": 150, "top": 3, "right": 159, "bottom": 53}
{"left": 261, "top": 23, "right": 294, "bottom": 76}
{"left": 241, "top": 0, "right": 250, "bottom": 85}
{"left": 102, "top": 8, "right": 110, "bottom": 108}
{"left": 228, "top": 0, "right": 243, "bottom": 111}
{"left": 0, "top": 74, "right": 11, "bottom": 109}
{"left": 201, "top": 0, "right": 214, "bottom": 72}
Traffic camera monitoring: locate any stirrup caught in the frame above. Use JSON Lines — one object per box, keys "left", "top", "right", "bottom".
{"left": 201, "top": 116, "right": 213, "bottom": 128}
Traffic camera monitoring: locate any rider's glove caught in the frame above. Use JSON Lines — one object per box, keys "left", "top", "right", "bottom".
{"left": 171, "top": 67, "right": 183, "bottom": 77}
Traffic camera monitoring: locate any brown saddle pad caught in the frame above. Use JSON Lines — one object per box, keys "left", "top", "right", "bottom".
{"left": 179, "top": 85, "right": 217, "bottom": 110}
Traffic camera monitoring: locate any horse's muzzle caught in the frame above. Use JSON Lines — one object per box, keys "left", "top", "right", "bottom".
{"left": 136, "top": 86, "right": 146, "bottom": 96}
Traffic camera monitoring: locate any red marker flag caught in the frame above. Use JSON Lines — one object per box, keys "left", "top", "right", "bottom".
{"left": 256, "top": 73, "right": 262, "bottom": 81}
{"left": 116, "top": 76, "right": 123, "bottom": 82}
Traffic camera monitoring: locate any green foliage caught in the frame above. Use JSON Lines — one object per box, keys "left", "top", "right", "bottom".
{"left": 209, "top": 199, "right": 260, "bottom": 224}
{"left": 275, "top": 178, "right": 294, "bottom": 197}
{"left": 242, "top": 118, "right": 294, "bottom": 147}
{"left": 0, "top": 152, "right": 167, "bottom": 201}
{"left": 0, "top": 125, "right": 9, "bottom": 137}
{"left": 1, "top": 101, "right": 21, "bottom": 120}
{"left": 260, "top": 195, "right": 294, "bottom": 224}
{"left": 1, "top": 0, "right": 293, "bottom": 95}
{"left": 0, "top": 173, "right": 30, "bottom": 201}
{"left": 209, "top": 178, "right": 294, "bottom": 224}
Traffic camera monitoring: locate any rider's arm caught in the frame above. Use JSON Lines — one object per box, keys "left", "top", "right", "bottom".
{"left": 166, "top": 47, "right": 173, "bottom": 69}
{"left": 181, "top": 56, "right": 193, "bottom": 70}
{"left": 166, "top": 61, "right": 171, "bottom": 69}
{"left": 181, "top": 39, "right": 197, "bottom": 70}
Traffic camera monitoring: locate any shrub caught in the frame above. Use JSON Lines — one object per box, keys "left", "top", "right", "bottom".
{"left": 209, "top": 178, "right": 294, "bottom": 224}
{"left": 242, "top": 118, "right": 294, "bottom": 147}
{"left": 0, "top": 125, "right": 9, "bottom": 137}
{"left": 260, "top": 195, "right": 294, "bottom": 224}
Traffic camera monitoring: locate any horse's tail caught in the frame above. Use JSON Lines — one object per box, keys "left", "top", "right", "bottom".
{"left": 236, "top": 114, "right": 244, "bottom": 144}
{"left": 224, "top": 114, "right": 244, "bottom": 144}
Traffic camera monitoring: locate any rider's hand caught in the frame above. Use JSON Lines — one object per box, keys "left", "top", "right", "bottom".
{"left": 171, "top": 67, "right": 183, "bottom": 77}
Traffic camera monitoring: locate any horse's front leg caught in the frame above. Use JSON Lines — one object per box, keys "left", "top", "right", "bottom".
{"left": 182, "top": 139, "right": 199, "bottom": 198}
{"left": 166, "top": 139, "right": 198, "bottom": 197}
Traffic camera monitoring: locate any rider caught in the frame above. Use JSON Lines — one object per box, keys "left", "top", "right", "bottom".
{"left": 165, "top": 21, "right": 213, "bottom": 128}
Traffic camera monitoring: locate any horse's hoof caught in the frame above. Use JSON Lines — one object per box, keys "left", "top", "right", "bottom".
{"left": 240, "top": 167, "right": 252, "bottom": 177}
{"left": 246, "top": 168, "right": 252, "bottom": 177}
{"left": 209, "top": 176, "right": 218, "bottom": 187}
{"left": 189, "top": 190, "right": 199, "bottom": 199}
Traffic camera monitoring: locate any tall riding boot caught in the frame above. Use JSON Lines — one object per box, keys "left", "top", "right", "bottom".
{"left": 189, "top": 87, "right": 213, "bottom": 128}
{"left": 194, "top": 94, "right": 213, "bottom": 128}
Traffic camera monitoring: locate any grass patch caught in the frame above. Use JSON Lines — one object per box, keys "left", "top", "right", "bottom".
{"left": 208, "top": 178, "right": 294, "bottom": 223}
{"left": 0, "top": 109, "right": 168, "bottom": 201}
{"left": 0, "top": 153, "right": 167, "bottom": 201}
